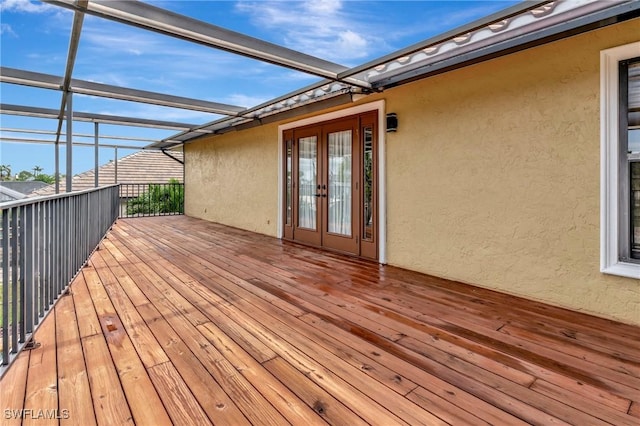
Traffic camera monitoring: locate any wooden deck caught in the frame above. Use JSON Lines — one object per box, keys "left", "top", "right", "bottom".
{"left": 1, "top": 216, "right": 639, "bottom": 425}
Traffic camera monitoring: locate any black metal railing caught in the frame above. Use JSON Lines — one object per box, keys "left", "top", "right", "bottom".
{"left": 0, "top": 185, "right": 119, "bottom": 375}
{"left": 119, "top": 182, "right": 184, "bottom": 218}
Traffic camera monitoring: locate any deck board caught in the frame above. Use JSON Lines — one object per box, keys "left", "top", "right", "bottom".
{"left": 0, "top": 349, "right": 30, "bottom": 426}
{"left": 55, "top": 295, "right": 96, "bottom": 426}
{"left": 137, "top": 303, "right": 251, "bottom": 426}
{"left": 23, "top": 309, "right": 58, "bottom": 426}
{"left": 2, "top": 215, "right": 639, "bottom": 425}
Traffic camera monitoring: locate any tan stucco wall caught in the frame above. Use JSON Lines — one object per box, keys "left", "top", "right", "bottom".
{"left": 185, "top": 123, "right": 279, "bottom": 236}
{"left": 383, "top": 19, "right": 640, "bottom": 325}
{"left": 184, "top": 19, "right": 639, "bottom": 325}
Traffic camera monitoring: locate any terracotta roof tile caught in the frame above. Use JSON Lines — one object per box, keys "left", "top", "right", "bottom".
{"left": 33, "top": 150, "right": 183, "bottom": 196}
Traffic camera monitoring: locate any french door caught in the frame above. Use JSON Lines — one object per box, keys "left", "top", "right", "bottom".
{"left": 283, "top": 112, "right": 378, "bottom": 259}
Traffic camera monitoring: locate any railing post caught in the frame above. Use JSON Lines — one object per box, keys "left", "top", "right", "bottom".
{"left": 19, "top": 206, "right": 26, "bottom": 344}
{"left": 49, "top": 200, "right": 55, "bottom": 299}
{"left": 33, "top": 203, "right": 40, "bottom": 325}
{"left": 24, "top": 204, "right": 34, "bottom": 335}
{"left": 39, "top": 201, "right": 46, "bottom": 315}
{"left": 2, "top": 208, "right": 10, "bottom": 366}
{"left": 47, "top": 199, "right": 57, "bottom": 320}
{"left": 10, "top": 207, "right": 19, "bottom": 354}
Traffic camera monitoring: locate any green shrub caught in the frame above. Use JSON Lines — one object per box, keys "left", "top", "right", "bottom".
{"left": 126, "top": 179, "right": 184, "bottom": 216}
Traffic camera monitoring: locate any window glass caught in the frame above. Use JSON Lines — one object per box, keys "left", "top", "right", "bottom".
{"left": 285, "top": 139, "right": 292, "bottom": 226}
{"left": 628, "top": 61, "right": 640, "bottom": 152}
{"left": 632, "top": 162, "right": 640, "bottom": 258}
{"left": 328, "top": 130, "right": 352, "bottom": 236}
{"left": 298, "top": 136, "right": 317, "bottom": 230}
{"left": 363, "top": 127, "right": 374, "bottom": 241}
{"left": 626, "top": 59, "right": 640, "bottom": 260}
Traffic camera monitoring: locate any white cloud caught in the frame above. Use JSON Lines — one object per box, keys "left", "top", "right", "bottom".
{"left": 235, "top": 0, "right": 374, "bottom": 64}
{"left": 305, "top": 0, "right": 341, "bottom": 15}
{"left": 337, "top": 30, "right": 367, "bottom": 56}
{"left": 224, "top": 93, "right": 270, "bottom": 108}
{"left": 0, "top": 23, "right": 16, "bottom": 36}
{"left": 95, "top": 102, "right": 217, "bottom": 123}
{"left": 77, "top": 23, "right": 266, "bottom": 89}
{"left": 0, "top": 0, "right": 54, "bottom": 13}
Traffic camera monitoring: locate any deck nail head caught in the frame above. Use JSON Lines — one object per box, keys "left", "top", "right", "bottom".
{"left": 313, "top": 401, "right": 326, "bottom": 414}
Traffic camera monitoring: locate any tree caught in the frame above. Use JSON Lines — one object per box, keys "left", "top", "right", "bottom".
{"left": 0, "top": 164, "right": 11, "bottom": 181}
{"left": 126, "top": 179, "right": 184, "bottom": 216}
{"left": 32, "top": 165, "right": 43, "bottom": 177}
{"left": 33, "top": 173, "right": 56, "bottom": 184}
{"left": 16, "top": 170, "right": 34, "bottom": 181}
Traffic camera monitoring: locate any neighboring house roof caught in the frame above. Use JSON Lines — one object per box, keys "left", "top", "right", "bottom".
{"left": 0, "top": 181, "right": 49, "bottom": 196}
{"left": 0, "top": 185, "right": 28, "bottom": 202}
{"left": 33, "top": 150, "right": 184, "bottom": 197}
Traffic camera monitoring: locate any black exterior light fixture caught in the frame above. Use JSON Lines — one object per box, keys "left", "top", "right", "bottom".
{"left": 386, "top": 113, "right": 398, "bottom": 132}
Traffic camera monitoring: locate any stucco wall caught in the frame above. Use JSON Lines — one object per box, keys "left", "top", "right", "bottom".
{"left": 384, "top": 19, "right": 640, "bottom": 325}
{"left": 185, "top": 123, "right": 279, "bottom": 236}
{"left": 184, "top": 19, "right": 639, "bottom": 325}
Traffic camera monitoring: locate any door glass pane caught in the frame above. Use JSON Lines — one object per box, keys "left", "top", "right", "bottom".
{"left": 298, "top": 136, "right": 317, "bottom": 230}
{"left": 362, "top": 127, "right": 374, "bottom": 241}
{"left": 285, "top": 139, "right": 292, "bottom": 226}
{"left": 632, "top": 162, "right": 640, "bottom": 258}
{"left": 328, "top": 130, "right": 352, "bottom": 236}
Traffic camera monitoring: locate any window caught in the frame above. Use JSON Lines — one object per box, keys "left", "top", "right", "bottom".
{"left": 622, "top": 58, "right": 640, "bottom": 261}
{"left": 601, "top": 42, "right": 640, "bottom": 279}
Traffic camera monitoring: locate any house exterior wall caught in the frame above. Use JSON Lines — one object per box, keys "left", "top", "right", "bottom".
{"left": 185, "top": 123, "right": 279, "bottom": 235}
{"left": 382, "top": 19, "right": 640, "bottom": 325}
{"left": 185, "top": 19, "right": 640, "bottom": 325}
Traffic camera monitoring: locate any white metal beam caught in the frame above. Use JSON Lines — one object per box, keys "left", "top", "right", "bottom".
{"left": 43, "top": 0, "right": 371, "bottom": 88}
{"left": 0, "top": 137, "right": 148, "bottom": 150}
{"left": 0, "top": 103, "right": 200, "bottom": 130}
{"left": 0, "top": 67, "right": 246, "bottom": 115}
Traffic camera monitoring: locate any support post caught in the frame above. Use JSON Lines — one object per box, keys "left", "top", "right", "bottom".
{"left": 94, "top": 122, "right": 99, "bottom": 187}
{"left": 114, "top": 147, "right": 118, "bottom": 184}
{"left": 66, "top": 93, "right": 73, "bottom": 193}
{"left": 54, "top": 142, "right": 60, "bottom": 194}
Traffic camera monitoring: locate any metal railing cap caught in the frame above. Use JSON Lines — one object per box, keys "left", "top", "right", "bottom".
{"left": 0, "top": 184, "right": 120, "bottom": 210}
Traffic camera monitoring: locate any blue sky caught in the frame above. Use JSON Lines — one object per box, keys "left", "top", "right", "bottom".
{"left": 1, "top": 0, "right": 520, "bottom": 177}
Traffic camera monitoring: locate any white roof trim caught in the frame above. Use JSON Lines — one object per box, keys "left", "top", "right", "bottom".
{"left": 360, "top": 0, "right": 628, "bottom": 84}
{"left": 0, "top": 186, "right": 27, "bottom": 201}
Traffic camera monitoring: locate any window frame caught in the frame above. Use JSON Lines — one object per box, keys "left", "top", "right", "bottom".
{"left": 600, "top": 42, "right": 640, "bottom": 279}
